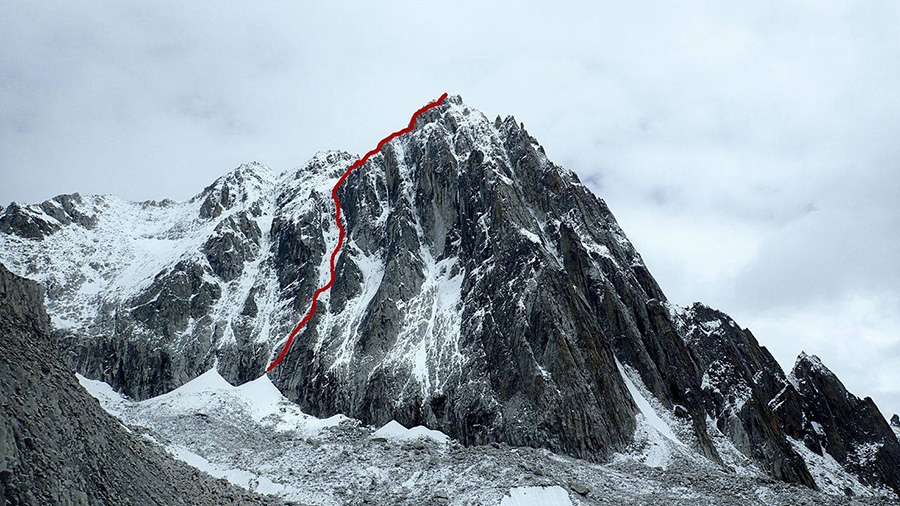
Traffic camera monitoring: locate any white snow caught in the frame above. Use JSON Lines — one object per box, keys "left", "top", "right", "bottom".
{"left": 76, "top": 373, "right": 129, "bottom": 418}
{"left": 80, "top": 368, "right": 345, "bottom": 436}
{"left": 702, "top": 414, "right": 761, "bottom": 477}
{"left": 0, "top": 163, "right": 283, "bottom": 353}
{"left": 616, "top": 358, "right": 682, "bottom": 446}
{"left": 787, "top": 437, "right": 892, "bottom": 497}
{"left": 146, "top": 369, "right": 347, "bottom": 434}
{"left": 519, "top": 228, "right": 541, "bottom": 244}
{"left": 326, "top": 244, "right": 386, "bottom": 368}
{"left": 386, "top": 246, "right": 466, "bottom": 397}
{"left": 168, "top": 444, "right": 286, "bottom": 495}
{"left": 499, "top": 486, "right": 573, "bottom": 506}
{"left": 372, "top": 420, "right": 450, "bottom": 444}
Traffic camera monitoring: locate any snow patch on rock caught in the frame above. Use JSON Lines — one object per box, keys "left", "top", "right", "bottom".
{"left": 372, "top": 420, "right": 449, "bottom": 444}
{"left": 499, "top": 486, "right": 573, "bottom": 506}
{"left": 616, "top": 357, "right": 682, "bottom": 446}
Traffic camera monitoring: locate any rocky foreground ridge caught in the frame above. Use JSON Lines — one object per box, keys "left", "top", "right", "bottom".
{"left": 0, "top": 263, "right": 282, "bottom": 504}
{"left": 1, "top": 95, "right": 898, "bottom": 499}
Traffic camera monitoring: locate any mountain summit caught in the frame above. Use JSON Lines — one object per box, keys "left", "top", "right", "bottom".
{"left": 1, "top": 95, "right": 898, "bottom": 498}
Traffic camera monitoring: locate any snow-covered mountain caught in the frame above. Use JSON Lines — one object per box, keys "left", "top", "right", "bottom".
{"left": 2, "top": 95, "right": 899, "bottom": 500}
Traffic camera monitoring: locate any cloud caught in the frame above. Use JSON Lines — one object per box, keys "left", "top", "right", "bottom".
{"left": 1, "top": 0, "right": 898, "bottom": 416}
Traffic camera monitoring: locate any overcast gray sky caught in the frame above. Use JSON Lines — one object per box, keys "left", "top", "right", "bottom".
{"left": 2, "top": 1, "right": 898, "bottom": 418}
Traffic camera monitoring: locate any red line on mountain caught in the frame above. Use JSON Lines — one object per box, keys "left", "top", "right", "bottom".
{"left": 266, "top": 92, "right": 449, "bottom": 372}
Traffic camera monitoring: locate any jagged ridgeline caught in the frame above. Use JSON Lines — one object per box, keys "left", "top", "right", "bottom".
{"left": 1, "top": 95, "right": 898, "bottom": 496}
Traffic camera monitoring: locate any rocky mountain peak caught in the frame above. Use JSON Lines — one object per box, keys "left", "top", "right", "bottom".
{"left": 780, "top": 351, "right": 900, "bottom": 496}
{"left": 892, "top": 415, "right": 900, "bottom": 444}
{"left": 795, "top": 350, "right": 824, "bottom": 368}
{"left": 792, "top": 352, "right": 842, "bottom": 388}
{"left": 1, "top": 96, "right": 898, "bottom": 499}
{"left": 194, "top": 162, "right": 277, "bottom": 219}
{"left": 0, "top": 193, "right": 98, "bottom": 240}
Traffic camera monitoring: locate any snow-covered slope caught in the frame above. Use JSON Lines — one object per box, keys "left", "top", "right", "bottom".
{"left": 78, "top": 373, "right": 894, "bottom": 505}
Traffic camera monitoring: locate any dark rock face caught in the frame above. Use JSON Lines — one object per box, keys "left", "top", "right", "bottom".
{"left": 196, "top": 162, "right": 269, "bottom": 219}
{"left": 772, "top": 353, "right": 900, "bottom": 496}
{"left": 204, "top": 212, "right": 262, "bottom": 282}
{"left": 0, "top": 263, "right": 280, "bottom": 505}
{"left": 892, "top": 415, "right": 900, "bottom": 447}
{"left": 269, "top": 114, "right": 643, "bottom": 460}
{"left": 1, "top": 96, "right": 898, "bottom": 496}
{"left": 130, "top": 260, "right": 222, "bottom": 339}
{"left": 673, "top": 304, "right": 815, "bottom": 487}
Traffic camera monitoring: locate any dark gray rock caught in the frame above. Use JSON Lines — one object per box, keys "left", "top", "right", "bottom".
{"left": 204, "top": 211, "right": 262, "bottom": 281}
{"left": 0, "top": 194, "right": 96, "bottom": 239}
{"left": 0, "top": 262, "right": 282, "bottom": 505}
{"left": 196, "top": 163, "right": 269, "bottom": 219}
{"left": 675, "top": 303, "right": 816, "bottom": 488}
{"left": 271, "top": 99, "right": 642, "bottom": 461}
{"left": 773, "top": 353, "right": 900, "bottom": 497}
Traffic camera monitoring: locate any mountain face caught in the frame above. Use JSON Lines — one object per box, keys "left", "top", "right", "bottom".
{"left": 0, "top": 263, "right": 281, "bottom": 505}
{"left": 1, "top": 95, "right": 898, "bottom": 498}
{"left": 772, "top": 353, "right": 900, "bottom": 495}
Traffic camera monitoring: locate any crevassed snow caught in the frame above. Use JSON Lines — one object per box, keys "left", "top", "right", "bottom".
{"left": 499, "top": 486, "right": 573, "bottom": 506}
{"left": 372, "top": 420, "right": 449, "bottom": 444}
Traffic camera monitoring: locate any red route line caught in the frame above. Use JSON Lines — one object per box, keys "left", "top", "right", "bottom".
{"left": 267, "top": 92, "right": 449, "bottom": 372}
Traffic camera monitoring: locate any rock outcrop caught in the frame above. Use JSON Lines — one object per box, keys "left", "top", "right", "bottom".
{"left": 0, "top": 194, "right": 96, "bottom": 240}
